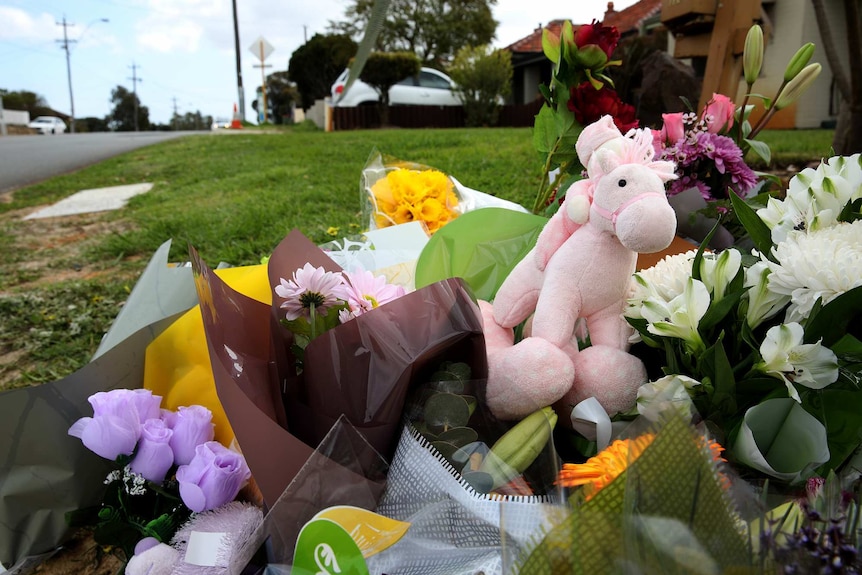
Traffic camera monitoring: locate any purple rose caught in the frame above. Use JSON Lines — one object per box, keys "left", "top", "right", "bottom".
{"left": 176, "top": 442, "right": 250, "bottom": 513}
{"left": 130, "top": 418, "right": 174, "bottom": 482}
{"left": 168, "top": 405, "right": 215, "bottom": 466}
{"left": 68, "top": 389, "right": 163, "bottom": 461}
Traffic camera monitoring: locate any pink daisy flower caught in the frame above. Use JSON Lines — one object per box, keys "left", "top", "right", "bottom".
{"left": 338, "top": 270, "right": 406, "bottom": 323}
{"left": 275, "top": 263, "right": 348, "bottom": 321}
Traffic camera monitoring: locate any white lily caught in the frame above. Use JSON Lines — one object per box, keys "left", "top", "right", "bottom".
{"left": 755, "top": 322, "right": 839, "bottom": 402}
{"left": 636, "top": 374, "right": 702, "bottom": 423}
{"left": 743, "top": 259, "right": 790, "bottom": 328}
{"left": 641, "top": 278, "right": 710, "bottom": 354}
{"left": 699, "top": 248, "right": 741, "bottom": 302}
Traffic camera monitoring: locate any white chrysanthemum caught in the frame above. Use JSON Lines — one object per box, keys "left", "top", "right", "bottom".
{"left": 626, "top": 250, "right": 698, "bottom": 319}
{"left": 764, "top": 219, "right": 862, "bottom": 323}
{"left": 758, "top": 154, "right": 862, "bottom": 243}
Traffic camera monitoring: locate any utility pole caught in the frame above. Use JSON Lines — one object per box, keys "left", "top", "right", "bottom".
{"left": 56, "top": 16, "right": 77, "bottom": 133}
{"left": 128, "top": 62, "right": 142, "bottom": 132}
{"left": 231, "top": 0, "right": 246, "bottom": 121}
{"left": 172, "top": 97, "right": 179, "bottom": 131}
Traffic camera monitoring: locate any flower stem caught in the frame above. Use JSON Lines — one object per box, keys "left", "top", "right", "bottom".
{"left": 309, "top": 303, "right": 317, "bottom": 340}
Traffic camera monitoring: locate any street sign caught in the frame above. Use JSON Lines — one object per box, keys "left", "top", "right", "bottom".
{"left": 248, "top": 36, "right": 274, "bottom": 62}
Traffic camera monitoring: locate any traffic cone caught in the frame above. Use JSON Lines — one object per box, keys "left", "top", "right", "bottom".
{"left": 230, "top": 103, "right": 243, "bottom": 129}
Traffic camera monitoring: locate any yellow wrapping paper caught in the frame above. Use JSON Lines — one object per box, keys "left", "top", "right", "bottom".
{"left": 144, "top": 263, "right": 272, "bottom": 445}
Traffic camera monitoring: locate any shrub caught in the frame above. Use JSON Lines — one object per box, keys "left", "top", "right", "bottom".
{"left": 359, "top": 51, "right": 421, "bottom": 125}
{"left": 448, "top": 45, "right": 513, "bottom": 127}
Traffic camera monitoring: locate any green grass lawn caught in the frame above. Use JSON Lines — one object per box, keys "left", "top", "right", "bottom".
{"left": 0, "top": 125, "right": 837, "bottom": 389}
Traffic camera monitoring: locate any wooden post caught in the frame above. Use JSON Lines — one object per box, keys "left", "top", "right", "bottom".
{"left": 698, "top": 0, "right": 761, "bottom": 110}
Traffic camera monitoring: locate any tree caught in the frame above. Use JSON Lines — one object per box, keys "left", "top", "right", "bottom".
{"left": 253, "top": 71, "right": 299, "bottom": 124}
{"left": 360, "top": 51, "right": 421, "bottom": 125}
{"left": 448, "top": 44, "right": 512, "bottom": 126}
{"left": 107, "top": 86, "right": 150, "bottom": 132}
{"left": 171, "top": 110, "right": 213, "bottom": 131}
{"left": 75, "top": 117, "right": 109, "bottom": 133}
{"left": 330, "top": 0, "right": 497, "bottom": 68}
{"left": 288, "top": 34, "right": 357, "bottom": 110}
{"left": 812, "top": 0, "right": 862, "bottom": 154}
{"left": 0, "top": 89, "right": 55, "bottom": 118}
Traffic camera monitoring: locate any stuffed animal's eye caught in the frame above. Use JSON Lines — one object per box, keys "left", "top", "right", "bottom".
{"left": 618, "top": 179, "right": 627, "bottom": 187}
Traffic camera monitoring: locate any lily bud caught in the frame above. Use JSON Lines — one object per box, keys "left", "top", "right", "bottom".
{"left": 775, "top": 63, "right": 821, "bottom": 110}
{"left": 743, "top": 25, "right": 764, "bottom": 85}
{"left": 783, "top": 42, "right": 815, "bottom": 82}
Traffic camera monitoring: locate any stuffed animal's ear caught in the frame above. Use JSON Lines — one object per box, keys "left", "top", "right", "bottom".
{"left": 594, "top": 148, "right": 621, "bottom": 176}
{"left": 649, "top": 159, "right": 679, "bottom": 183}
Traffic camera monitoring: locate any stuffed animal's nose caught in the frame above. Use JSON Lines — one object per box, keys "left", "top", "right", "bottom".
{"left": 614, "top": 197, "right": 678, "bottom": 254}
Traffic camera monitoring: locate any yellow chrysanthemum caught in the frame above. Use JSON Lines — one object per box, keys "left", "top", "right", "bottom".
{"left": 557, "top": 434, "right": 655, "bottom": 500}
{"left": 370, "top": 167, "right": 459, "bottom": 233}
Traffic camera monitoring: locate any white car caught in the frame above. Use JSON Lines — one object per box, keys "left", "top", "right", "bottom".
{"left": 28, "top": 116, "right": 67, "bottom": 135}
{"left": 331, "top": 67, "right": 461, "bottom": 107}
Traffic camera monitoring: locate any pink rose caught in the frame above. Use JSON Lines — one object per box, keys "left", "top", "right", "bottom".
{"left": 660, "top": 112, "right": 685, "bottom": 144}
{"left": 702, "top": 93, "right": 735, "bottom": 133}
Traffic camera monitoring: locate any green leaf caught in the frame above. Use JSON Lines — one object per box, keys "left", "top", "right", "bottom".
{"left": 415, "top": 208, "right": 546, "bottom": 300}
{"left": 744, "top": 138, "right": 772, "bottom": 164}
{"left": 804, "top": 286, "right": 862, "bottom": 347}
{"left": 838, "top": 197, "right": 862, "bottom": 223}
{"left": 699, "top": 335, "right": 737, "bottom": 419}
{"left": 803, "top": 389, "right": 862, "bottom": 473}
{"left": 729, "top": 192, "right": 774, "bottom": 258}
{"left": 699, "top": 289, "right": 745, "bottom": 331}
{"left": 532, "top": 104, "right": 559, "bottom": 155}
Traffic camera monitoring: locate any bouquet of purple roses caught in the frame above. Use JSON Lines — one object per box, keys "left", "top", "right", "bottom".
{"left": 66, "top": 388, "right": 250, "bottom": 562}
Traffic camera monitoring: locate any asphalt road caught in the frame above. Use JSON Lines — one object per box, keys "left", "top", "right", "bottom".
{"left": 0, "top": 131, "right": 202, "bottom": 195}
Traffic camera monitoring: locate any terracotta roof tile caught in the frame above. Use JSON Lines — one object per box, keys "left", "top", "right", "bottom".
{"left": 505, "top": 0, "right": 662, "bottom": 54}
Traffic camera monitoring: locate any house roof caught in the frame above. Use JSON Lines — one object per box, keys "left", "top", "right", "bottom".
{"left": 505, "top": 0, "right": 662, "bottom": 54}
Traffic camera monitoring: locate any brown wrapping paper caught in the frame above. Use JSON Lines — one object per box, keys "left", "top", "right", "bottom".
{"left": 190, "top": 229, "right": 487, "bottom": 509}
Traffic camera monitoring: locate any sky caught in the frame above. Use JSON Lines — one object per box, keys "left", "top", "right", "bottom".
{"left": 0, "top": 0, "right": 638, "bottom": 126}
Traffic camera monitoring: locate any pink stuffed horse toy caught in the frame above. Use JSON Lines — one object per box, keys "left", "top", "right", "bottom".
{"left": 482, "top": 116, "right": 678, "bottom": 420}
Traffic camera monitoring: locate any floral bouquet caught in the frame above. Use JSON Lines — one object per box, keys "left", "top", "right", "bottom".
{"left": 186, "top": 229, "right": 488, "bottom": 510}
{"left": 652, "top": 25, "right": 823, "bottom": 247}
{"left": 625, "top": 154, "right": 862, "bottom": 486}
{"left": 362, "top": 151, "right": 462, "bottom": 234}
{"left": 64, "top": 388, "right": 252, "bottom": 563}
{"left": 532, "top": 19, "right": 638, "bottom": 213}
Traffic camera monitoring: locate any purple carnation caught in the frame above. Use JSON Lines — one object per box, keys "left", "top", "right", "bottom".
{"left": 659, "top": 132, "right": 756, "bottom": 201}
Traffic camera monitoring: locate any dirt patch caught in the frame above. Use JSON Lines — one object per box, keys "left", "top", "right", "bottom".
{"left": 29, "top": 530, "right": 124, "bottom": 575}
{"left": 1, "top": 207, "right": 140, "bottom": 291}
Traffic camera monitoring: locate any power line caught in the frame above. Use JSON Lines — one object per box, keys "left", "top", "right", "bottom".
{"left": 128, "top": 61, "right": 142, "bottom": 131}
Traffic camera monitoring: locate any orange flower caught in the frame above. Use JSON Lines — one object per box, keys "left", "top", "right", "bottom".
{"left": 557, "top": 434, "right": 655, "bottom": 500}
{"left": 558, "top": 433, "right": 729, "bottom": 500}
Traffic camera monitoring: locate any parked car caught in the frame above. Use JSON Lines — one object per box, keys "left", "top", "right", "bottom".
{"left": 331, "top": 67, "right": 461, "bottom": 107}
{"left": 28, "top": 116, "right": 67, "bottom": 135}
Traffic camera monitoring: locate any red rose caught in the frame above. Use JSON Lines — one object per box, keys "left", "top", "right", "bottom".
{"left": 574, "top": 20, "right": 620, "bottom": 59}
{"left": 568, "top": 82, "right": 639, "bottom": 132}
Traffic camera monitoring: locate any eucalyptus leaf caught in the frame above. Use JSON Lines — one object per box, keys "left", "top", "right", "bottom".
{"left": 424, "top": 392, "right": 471, "bottom": 433}
{"left": 438, "top": 426, "right": 479, "bottom": 448}
{"left": 428, "top": 376, "right": 465, "bottom": 394}
{"left": 430, "top": 440, "right": 459, "bottom": 461}
{"left": 462, "top": 471, "right": 495, "bottom": 494}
